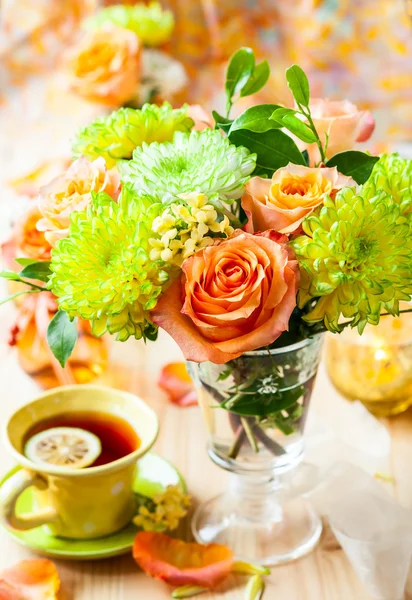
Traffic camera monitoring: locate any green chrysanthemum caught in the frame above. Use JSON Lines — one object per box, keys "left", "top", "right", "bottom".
{"left": 72, "top": 103, "right": 193, "bottom": 168}
{"left": 49, "top": 190, "right": 167, "bottom": 342}
{"left": 292, "top": 186, "right": 412, "bottom": 334}
{"left": 364, "top": 153, "right": 412, "bottom": 215}
{"left": 86, "top": 2, "right": 174, "bottom": 47}
{"left": 119, "top": 129, "right": 257, "bottom": 207}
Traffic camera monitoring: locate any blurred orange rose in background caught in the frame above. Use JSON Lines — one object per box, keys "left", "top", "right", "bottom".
{"left": 152, "top": 230, "right": 299, "bottom": 363}
{"left": 15, "top": 206, "right": 52, "bottom": 260}
{"left": 300, "top": 98, "right": 375, "bottom": 164}
{"left": 66, "top": 25, "right": 141, "bottom": 106}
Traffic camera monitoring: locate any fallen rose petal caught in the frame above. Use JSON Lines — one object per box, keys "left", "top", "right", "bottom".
{"left": 0, "top": 559, "right": 60, "bottom": 599}
{"left": 133, "top": 532, "right": 234, "bottom": 588}
{"left": 158, "top": 363, "right": 197, "bottom": 407}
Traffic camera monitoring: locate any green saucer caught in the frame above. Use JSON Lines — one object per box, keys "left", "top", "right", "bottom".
{"left": 0, "top": 453, "right": 185, "bottom": 561}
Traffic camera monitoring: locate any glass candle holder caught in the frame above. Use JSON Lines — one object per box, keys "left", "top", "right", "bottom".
{"left": 326, "top": 305, "right": 412, "bottom": 417}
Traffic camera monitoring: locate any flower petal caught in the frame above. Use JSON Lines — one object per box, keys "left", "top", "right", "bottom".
{"left": 133, "top": 532, "right": 234, "bottom": 588}
{"left": 158, "top": 363, "right": 197, "bottom": 407}
{"left": 356, "top": 110, "right": 376, "bottom": 142}
{"left": 0, "top": 559, "right": 60, "bottom": 600}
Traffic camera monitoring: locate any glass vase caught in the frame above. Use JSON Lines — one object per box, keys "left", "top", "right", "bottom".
{"left": 188, "top": 335, "right": 324, "bottom": 566}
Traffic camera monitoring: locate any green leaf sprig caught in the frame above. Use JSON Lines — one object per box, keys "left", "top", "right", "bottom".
{"left": 225, "top": 48, "right": 270, "bottom": 118}
{"left": 269, "top": 64, "right": 327, "bottom": 163}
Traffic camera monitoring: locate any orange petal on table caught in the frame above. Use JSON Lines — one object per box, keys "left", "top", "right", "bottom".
{"left": 133, "top": 532, "right": 234, "bottom": 588}
{"left": 0, "top": 559, "right": 60, "bottom": 599}
{"left": 158, "top": 363, "right": 198, "bottom": 407}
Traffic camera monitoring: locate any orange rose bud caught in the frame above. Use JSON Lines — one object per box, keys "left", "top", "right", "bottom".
{"left": 242, "top": 163, "right": 356, "bottom": 234}
{"left": 297, "top": 98, "right": 375, "bottom": 164}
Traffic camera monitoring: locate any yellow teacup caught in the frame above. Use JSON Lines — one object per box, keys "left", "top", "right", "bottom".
{"left": 0, "top": 385, "right": 159, "bottom": 539}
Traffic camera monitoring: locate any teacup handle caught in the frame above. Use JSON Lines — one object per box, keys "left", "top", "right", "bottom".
{"left": 0, "top": 469, "right": 58, "bottom": 531}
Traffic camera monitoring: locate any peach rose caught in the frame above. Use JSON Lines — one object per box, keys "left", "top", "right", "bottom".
{"left": 187, "top": 105, "right": 214, "bottom": 132}
{"left": 242, "top": 163, "right": 356, "bottom": 234}
{"left": 37, "top": 157, "right": 120, "bottom": 247}
{"left": 66, "top": 26, "right": 141, "bottom": 106}
{"left": 301, "top": 98, "right": 375, "bottom": 164}
{"left": 15, "top": 206, "right": 52, "bottom": 261}
{"left": 151, "top": 230, "right": 299, "bottom": 364}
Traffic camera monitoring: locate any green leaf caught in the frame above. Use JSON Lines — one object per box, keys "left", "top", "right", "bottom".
{"left": 271, "top": 111, "right": 317, "bottom": 143}
{"left": 20, "top": 261, "right": 51, "bottom": 283}
{"left": 240, "top": 60, "right": 270, "bottom": 97}
{"left": 326, "top": 151, "right": 379, "bottom": 184}
{"left": 46, "top": 311, "right": 78, "bottom": 368}
{"left": 0, "top": 289, "right": 41, "bottom": 306}
{"left": 285, "top": 64, "right": 310, "bottom": 107}
{"left": 229, "top": 129, "right": 306, "bottom": 178}
{"left": 211, "top": 110, "right": 233, "bottom": 134}
{"left": 0, "top": 270, "right": 25, "bottom": 282}
{"left": 229, "top": 105, "right": 282, "bottom": 134}
{"left": 222, "top": 385, "right": 304, "bottom": 416}
{"left": 225, "top": 47, "right": 255, "bottom": 102}
{"left": 15, "top": 258, "right": 39, "bottom": 267}
{"left": 269, "top": 107, "right": 296, "bottom": 122}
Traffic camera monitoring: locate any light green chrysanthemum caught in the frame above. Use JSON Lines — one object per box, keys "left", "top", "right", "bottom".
{"left": 365, "top": 153, "right": 412, "bottom": 215}
{"left": 86, "top": 2, "right": 174, "bottom": 47}
{"left": 49, "top": 190, "right": 167, "bottom": 342}
{"left": 292, "top": 186, "right": 412, "bottom": 334}
{"left": 119, "top": 129, "right": 257, "bottom": 207}
{"left": 72, "top": 103, "right": 193, "bottom": 168}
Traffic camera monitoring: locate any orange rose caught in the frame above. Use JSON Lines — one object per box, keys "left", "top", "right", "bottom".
{"left": 66, "top": 26, "right": 141, "bottom": 106}
{"left": 15, "top": 206, "right": 52, "bottom": 260}
{"left": 151, "top": 230, "right": 299, "bottom": 363}
{"left": 187, "top": 105, "right": 214, "bottom": 132}
{"left": 300, "top": 98, "right": 375, "bottom": 164}
{"left": 37, "top": 157, "right": 120, "bottom": 247}
{"left": 242, "top": 164, "right": 356, "bottom": 234}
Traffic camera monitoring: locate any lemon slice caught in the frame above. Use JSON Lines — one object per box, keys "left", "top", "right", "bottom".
{"left": 24, "top": 427, "right": 102, "bottom": 469}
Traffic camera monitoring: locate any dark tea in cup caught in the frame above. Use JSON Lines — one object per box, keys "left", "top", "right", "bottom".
{"left": 24, "top": 411, "right": 140, "bottom": 467}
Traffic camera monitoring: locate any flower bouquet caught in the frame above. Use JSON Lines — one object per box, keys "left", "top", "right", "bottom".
{"left": 65, "top": 2, "right": 187, "bottom": 108}
{"left": 2, "top": 47, "right": 411, "bottom": 564}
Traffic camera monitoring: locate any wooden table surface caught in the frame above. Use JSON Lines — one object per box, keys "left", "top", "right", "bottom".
{"left": 0, "top": 306, "right": 412, "bottom": 600}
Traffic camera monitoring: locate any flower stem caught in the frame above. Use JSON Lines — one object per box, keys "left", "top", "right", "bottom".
{"left": 228, "top": 425, "right": 247, "bottom": 459}
{"left": 252, "top": 426, "right": 286, "bottom": 456}
{"left": 241, "top": 417, "right": 259, "bottom": 453}
{"left": 299, "top": 104, "right": 326, "bottom": 163}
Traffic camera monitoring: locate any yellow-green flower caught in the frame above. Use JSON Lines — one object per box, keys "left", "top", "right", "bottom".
{"left": 133, "top": 485, "right": 191, "bottom": 532}
{"left": 49, "top": 190, "right": 167, "bottom": 341}
{"left": 365, "top": 153, "right": 412, "bottom": 215}
{"left": 292, "top": 186, "right": 412, "bottom": 333}
{"left": 72, "top": 103, "right": 193, "bottom": 168}
{"left": 149, "top": 192, "right": 234, "bottom": 267}
{"left": 86, "top": 2, "right": 174, "bottom": 47}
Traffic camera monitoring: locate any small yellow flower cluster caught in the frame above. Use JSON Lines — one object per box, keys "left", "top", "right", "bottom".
{"left": 133, "top": 485, "right": 191, "bottom": 532}
{"left": 149, "top": 193, "right": 234, "bottom": 267}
